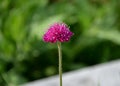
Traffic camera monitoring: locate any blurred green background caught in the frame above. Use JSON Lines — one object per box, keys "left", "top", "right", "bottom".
{"left": 0, "top": 0, "right": 120, "bottom": 85}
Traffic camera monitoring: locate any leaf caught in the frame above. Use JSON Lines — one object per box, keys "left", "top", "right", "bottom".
{"left": 85, "top": 28, "right": 120, "bottom": 45}
{"left": 3, "top": 10, "right": 26, "bottom": 42}
{"left": 30, "top": 14, "right": 65, "bottom": 39}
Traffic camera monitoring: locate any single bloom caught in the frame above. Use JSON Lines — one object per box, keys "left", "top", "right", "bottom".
{"left": 43, "top": 22, "right": 74, "bottom": 43}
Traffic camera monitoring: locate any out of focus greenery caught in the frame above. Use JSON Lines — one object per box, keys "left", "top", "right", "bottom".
{"left": 0, "top": 0, "right": 120, "bottom": 85}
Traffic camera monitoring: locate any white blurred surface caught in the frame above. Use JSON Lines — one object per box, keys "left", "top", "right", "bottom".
{"left": 22, "top": 60, "right": 120, "bottom": 86}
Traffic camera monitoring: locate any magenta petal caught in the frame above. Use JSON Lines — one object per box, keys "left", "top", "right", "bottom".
{"left": 43, "top": 22, "right": 74, "bottom": 43}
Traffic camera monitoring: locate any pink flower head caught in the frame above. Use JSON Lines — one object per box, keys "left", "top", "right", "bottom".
{"left": 43, "top": 22, "right": 74, "bottom": 43}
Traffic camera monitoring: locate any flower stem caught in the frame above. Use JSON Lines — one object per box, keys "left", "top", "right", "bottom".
{"left": 57, "top": 42, "right": 62, "bottom": 86}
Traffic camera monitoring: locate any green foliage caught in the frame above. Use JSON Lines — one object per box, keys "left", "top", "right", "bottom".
{"left": 0, "top": 0, "right": 120, "bottom": 85}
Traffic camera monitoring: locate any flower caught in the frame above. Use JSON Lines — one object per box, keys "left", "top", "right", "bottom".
{"left": 43, "top": 22, "right": 74, "bottom": 43}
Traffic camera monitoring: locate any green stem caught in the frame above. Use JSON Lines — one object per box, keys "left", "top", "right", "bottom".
{"left": 57, "top": 42, "right": 62, "bottom": 86}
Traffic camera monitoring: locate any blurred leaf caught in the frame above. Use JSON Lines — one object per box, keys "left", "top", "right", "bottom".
{"left": 3, "top": 10, "right": 26, "bottom": 42}
{"left": 85, "top": 28, "right": 120, "bottom": 45}
{"left": 30, "top": 14, "right": 65, "bottom": 39}
{"left": 1, "top": 71, "right": 26, "bottom": 86}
